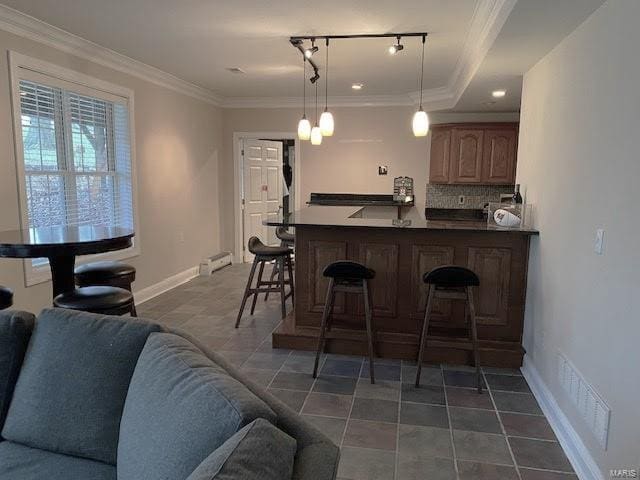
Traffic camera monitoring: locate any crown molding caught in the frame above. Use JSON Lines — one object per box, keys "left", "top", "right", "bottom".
{"left": 220, "top": 86, "right": 455, "bottom": 109}
{"left": 446, "top": 0, "right": 517, "bottom": 103}
{"left": 0, "top": 4, "right": 222, "bottom": 105}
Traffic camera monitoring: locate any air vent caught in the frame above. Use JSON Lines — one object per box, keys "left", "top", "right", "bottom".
{"left": 557, "top": 352, "right": 611, "bottom": 449}
{"left": 226, "top": 67, "right": 246, "bottom": 74}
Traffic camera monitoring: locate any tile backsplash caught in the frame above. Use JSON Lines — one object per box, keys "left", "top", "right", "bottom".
{"left": 426, "top": 184, "right": 514, "bottom": 209}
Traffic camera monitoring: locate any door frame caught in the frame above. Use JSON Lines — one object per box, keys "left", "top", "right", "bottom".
{"left": 233, "top": 131, "right": 302, "bottom": 263}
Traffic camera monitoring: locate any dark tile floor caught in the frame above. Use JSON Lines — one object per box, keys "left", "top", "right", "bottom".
{"left": 137, "top": 264, "right": 576, "bottom": 480}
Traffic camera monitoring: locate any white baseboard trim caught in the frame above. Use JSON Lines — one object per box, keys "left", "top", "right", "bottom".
{"left": 135, "top": 266, "right": 199, "bottom": 305}
{"left": 521, "top": 356, "right": 604, "bottom": 480}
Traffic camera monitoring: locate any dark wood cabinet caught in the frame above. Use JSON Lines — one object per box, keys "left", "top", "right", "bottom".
{"left": 429, "top": 123, "right": 518, "bottom": 185}
{"left": 482, "top": 129, "right": 518, "bottom": 184}
{"left": 428, "top": 128, "right": 451, "bottom": 184}
{"left": 451, "top": 128, "right": 484, "bottom": 183}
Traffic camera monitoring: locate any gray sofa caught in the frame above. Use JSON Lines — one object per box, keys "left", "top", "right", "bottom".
{"left": 0, "top": 308, "right": 339, "bottom": 480}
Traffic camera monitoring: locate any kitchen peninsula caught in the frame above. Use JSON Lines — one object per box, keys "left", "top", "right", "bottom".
{"left": 268, "top": 206, "right": 538, "bottom": 367}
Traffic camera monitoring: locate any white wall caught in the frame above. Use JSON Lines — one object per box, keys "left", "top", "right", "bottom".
{"left": 517, "top": 0, "right": 640, "bottom": 475}
{"left": 220, "top": 107, "right": 518, "bottom": 253}
{"left": 0, "top": 28, "right": 223, "bottom": 313}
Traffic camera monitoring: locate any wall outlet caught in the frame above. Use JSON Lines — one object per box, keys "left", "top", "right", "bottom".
{"left": 594, "top": 228, "right": 605, "bottom": 255}
{"left": 558, "top": 352, "right": 611, "bottom": 449}
{"left": 178, "top": 231, "right": 185, "bottom": 243}
{"left": 458, "top": 195, "right": 465, "bottom": 205}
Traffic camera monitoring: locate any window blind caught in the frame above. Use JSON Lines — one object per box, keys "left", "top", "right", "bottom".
{"left": 18, "top": 79, "right": 134, "bottom": 231}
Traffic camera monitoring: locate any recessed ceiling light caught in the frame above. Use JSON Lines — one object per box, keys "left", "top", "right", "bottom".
{"left": 492, "top": 89, "right": 506, "bottom": 98}
{"left": 351, "top": 83, "right": 364, "bottom": 90}
{"left": 226, "top": 67, "right": 246, "bottom": 74}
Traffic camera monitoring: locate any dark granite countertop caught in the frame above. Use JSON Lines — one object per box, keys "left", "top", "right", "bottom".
{"left": 307, "top": 193, "right": 414, "bottom": 207}
{"left": 265, "top": 206, "right": 539, "bottom": 234}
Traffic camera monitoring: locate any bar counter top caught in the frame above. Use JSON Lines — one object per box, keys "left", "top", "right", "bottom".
{"left": 265, "top": 206, "right": 539, "bottom": 235}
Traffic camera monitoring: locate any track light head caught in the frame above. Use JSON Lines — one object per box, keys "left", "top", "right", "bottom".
{"left": 388, "top": 36, "right": 404, "bottom": 55}
{"left": 304, "top": 40, "right": 319, "bottom": 59}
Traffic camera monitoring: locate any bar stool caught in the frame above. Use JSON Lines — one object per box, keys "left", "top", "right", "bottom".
{"left": 265, "top": 226, "right": 295, "bottom": 301}
{"left": 312, "top": 261, "right": 377, "bottom": 384}
{"left": 236, "top": 237, "right": 294, "bottom": 327}
{"left": 75, "top": 261, "right": 138, "bottom": 316}
{"left": 416, "top": 265, "right": 482, "bottom": 392}
{"left": 0, "top": 286, "right": 13, "bottom": 310}
{"left": 53, "top": 286, "right": 136, "bottom": 316}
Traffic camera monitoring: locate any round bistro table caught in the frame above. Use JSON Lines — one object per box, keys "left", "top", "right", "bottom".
{"left": 0, "top": 226, "right": 134, "bottom": 300}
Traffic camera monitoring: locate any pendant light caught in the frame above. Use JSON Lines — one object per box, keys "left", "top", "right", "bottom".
{"left": 319, "top": 38, "right": 335, "bottom": 136}
{"left": 412, "top": 35, "right": 430, "bottom": 137}
{"left": 310, "top": 80, "right": 323, "bottom": 145}
{"left": 297, "top": 57, "right": 311, "bottom": 141}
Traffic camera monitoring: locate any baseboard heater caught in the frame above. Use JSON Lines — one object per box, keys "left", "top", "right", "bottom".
{"left": 199, "top": 252, "right": 233, "bottom": 276}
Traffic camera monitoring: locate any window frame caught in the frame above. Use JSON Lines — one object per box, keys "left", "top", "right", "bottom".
{"left": 8, "top": 52, "right": 141, "bottom": 287}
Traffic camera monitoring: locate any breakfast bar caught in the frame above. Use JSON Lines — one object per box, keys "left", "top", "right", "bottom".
{"left": 268, "top": 206, "right": 538, "bottom": 367}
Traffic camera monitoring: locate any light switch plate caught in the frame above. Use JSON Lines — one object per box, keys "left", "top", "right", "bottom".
{"left": 594, "top": 229, "right": 605, "bottom": 255}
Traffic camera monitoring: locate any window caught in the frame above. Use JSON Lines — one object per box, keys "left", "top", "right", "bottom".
{"left": 10, "top": 53, "right": 138, "bottom": 284}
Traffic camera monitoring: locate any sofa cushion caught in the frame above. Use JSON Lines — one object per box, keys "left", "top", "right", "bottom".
{"left": 1, "top": 308, "right": 161, "bottom": 465}
{"left": 187, "top": 418, "right": 296, "bottom": 480}
{"left": 0, "top": 311, "right": 35, "bottom": 435}
{"left": 118, "top": 332, "right": 277, "bottom": 480}
{"left": 0, "top": 441, "right": 116, "bottom": 480}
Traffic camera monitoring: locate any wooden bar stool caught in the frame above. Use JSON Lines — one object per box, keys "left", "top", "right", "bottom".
{"left": 53, "top": 286, "right": 136, "bottom": 316}
{"left": 416, "top": 265, "right": 482, "bottom": 393}
{"left": 0, "top": 285, "right": 13, "bottom": 310}
{"left": 75, "top": 261, "right": 138, "bottom": 316}
{"left": 312, "top": 261, "right": 377, "bottom": 384}
{"left": 236, "top": 237, "right": 294, "bottom": 327}
{"left": 265, "top": 226, "right": 295, "bottom": 301}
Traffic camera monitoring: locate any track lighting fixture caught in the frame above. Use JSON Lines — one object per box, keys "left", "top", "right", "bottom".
{"left": 412, "top": 35, "right": 430, "bottom": 137}
{"left": 290, "top": 32, "right": 430, "bottom": 140}
{"left": 304, "top": 40, "right": 318, "bottom": 59}
{"left": 319, "top": 38, "right": 335, "bottom": 137}
{"left": 297, "top": 57, "right": 311, "bottom": 141}
{"left": 388, "top": 36, "right": 404, "bottom": 55}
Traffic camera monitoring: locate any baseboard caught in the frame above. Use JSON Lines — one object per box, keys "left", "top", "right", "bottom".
{"left": 521, "top": 356, "right": 604, "bottom": 480}
{"left": 135, "top": 266, "right": 200, "bottom": 305}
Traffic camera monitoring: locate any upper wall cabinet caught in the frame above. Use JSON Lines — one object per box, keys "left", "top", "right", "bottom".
{"left": 429, "top": 123, "right": 519, "bottom": 185}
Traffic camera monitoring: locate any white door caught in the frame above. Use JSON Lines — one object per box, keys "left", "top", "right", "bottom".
{"left": 242, "top": 139, "right": 283, "bottom": 262}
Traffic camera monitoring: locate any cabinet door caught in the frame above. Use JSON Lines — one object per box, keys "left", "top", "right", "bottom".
{"left": 429, "top": 128, "right": 451, "bottom": 183}
{"left": 482, "top": 129, "right": 517, "bottom": 184}
{"left": 451, "top": 129, "right": 484, "bottom": 184}
{"left": 467, "top": 247, "right": 512, "bottom": 326}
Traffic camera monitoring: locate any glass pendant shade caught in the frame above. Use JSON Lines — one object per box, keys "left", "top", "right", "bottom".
{"left": 298, "top": 116, "right": 311, "bottom": 141}
{"left": 319, "top": 110, "right": 334, "bottom": 136}
{"left": 310, "top": 126, "right": 323, "bottom": 145}
{"left": 412, "top": 109, "right": 429, "bottom": 137}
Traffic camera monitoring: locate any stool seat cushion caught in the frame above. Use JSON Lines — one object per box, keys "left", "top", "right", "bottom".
{"left": 0, "top": 311, "right": 35, "bottom": 432}
{"left": 276, "top": 227, "right": 295, "bottom": 244}
{"left": 53, "top": 286, "right": 133, "bottom": 311}
{"left": 0, "top": 441, "right": 116, "bottom": 480}
{"left": 0, "top": 286, "right": 13, "bottom": 310}
{"left": 1, "top": 308, "right": 161, "bottom": 465}
{"left": 423, "top": 265, "right": 479, "bottom": 287}
{"left": 75, "top": 261, "right": 136, "bottom": 282}
{"left": 323, "top": 261, "right": 375, "bottom": 280}
{"left": 247, "top": 237, "right": 290, "bottom": 257}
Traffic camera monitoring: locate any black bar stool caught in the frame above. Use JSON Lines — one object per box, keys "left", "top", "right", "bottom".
{"left": 265, "top": 227, "right": 295, "bottom": 301}
{"left": 416, "top": 265, "right": 482, "bottom": 392}
{"left": 75, "top": 261, "right": 138, "bottom": 316}
{"left": 236, "top": 237, "right": 294, "bottom": 327}
{"left": 312, "top": 261, "right": 377, "bottom": 384}
{"left": 53, "top": 286, "right": 136, "bottom": 316}
{"left": 0, "top": 286, "right": 13, "bottom": 310}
